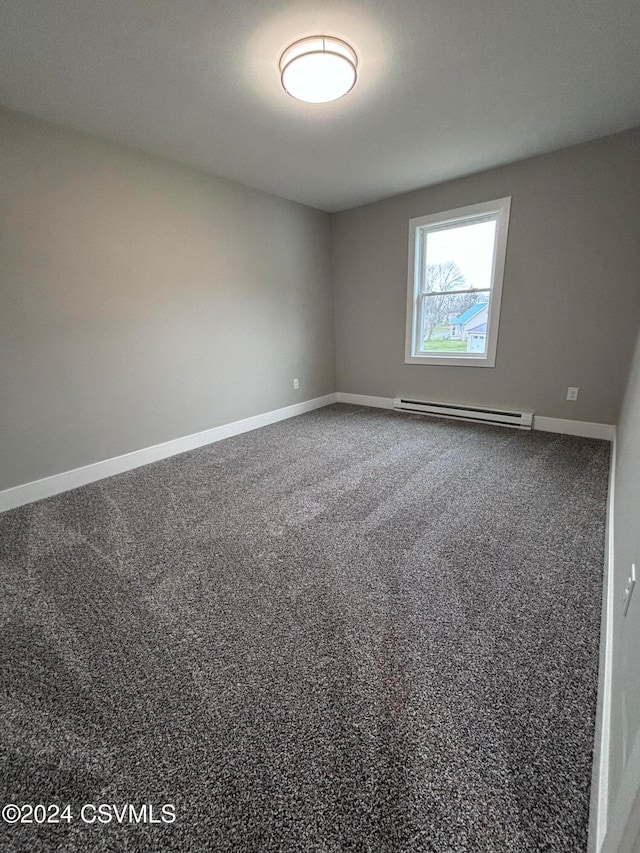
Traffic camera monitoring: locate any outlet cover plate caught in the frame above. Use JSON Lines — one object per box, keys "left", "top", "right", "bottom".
{"left": 624, "top": 563, "right": 636, "bottom": 617}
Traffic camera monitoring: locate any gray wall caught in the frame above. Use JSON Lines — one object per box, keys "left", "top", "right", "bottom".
{"left": 0, "top": 106, "right": 335, "bottom": 491}
{"left": 2, "top": 108, "right": 639, "bottom": 494}
{"left": 332, "top": 130, "right": 640, "bottom": 424}
{"left": 605, "top": 325, "right": 640, "bottom": 849}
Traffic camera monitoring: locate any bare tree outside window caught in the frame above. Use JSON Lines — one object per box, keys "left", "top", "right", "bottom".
{"left": 421, "top": 261, "right": 480, "bottom": 342}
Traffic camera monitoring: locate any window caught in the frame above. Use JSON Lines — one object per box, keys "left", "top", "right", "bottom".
{"left": 405, "top": 197, "right": 511, "bottom": 367}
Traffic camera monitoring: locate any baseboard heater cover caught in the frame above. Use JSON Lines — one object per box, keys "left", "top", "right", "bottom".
{"left": 392, "top": 398, "right": 533, "bottom": 430}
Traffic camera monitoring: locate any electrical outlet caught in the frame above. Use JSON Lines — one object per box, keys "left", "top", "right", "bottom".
{"left": 566, "top": 386, "right": 579, "bottom": 401}
{"left": 623, "top": 564, "right": 636, "bottom": 617}
{"left": 293, "top": 378, "right": 299, "bottom": 390}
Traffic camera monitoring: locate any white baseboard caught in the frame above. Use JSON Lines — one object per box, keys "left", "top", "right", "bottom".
{"left": 336, "top": 392, "right": 615, "bottom": 440}
{"left": 0, "top": 393, "right": 616, "bottom": 514}
{"left": 0, "top": 393, "right": 338, "bottom": 513}
{"left": 336, "top": 392, "right": 394, "bottom": 409}
{"left": 601, "top": 728, "right": 640, "bottom": 852}
{"left": 533, "top": 416, "right": 615, "bottom": 441}
{"left": 595, "top": 440, "right": 640, "bottom": 850}
{"left": 588, "top": 437, "right": 616, "bottom": 852}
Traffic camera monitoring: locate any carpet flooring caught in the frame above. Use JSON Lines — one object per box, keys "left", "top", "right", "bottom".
{"left": 0, "top": 404, "right": 610, "bottom": 852}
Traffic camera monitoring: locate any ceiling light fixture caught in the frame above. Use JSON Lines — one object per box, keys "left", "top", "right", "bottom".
{"left": 279, "top": 36, "right": 358, "bottom": 104}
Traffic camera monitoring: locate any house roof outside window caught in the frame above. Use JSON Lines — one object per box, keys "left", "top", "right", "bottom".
{"left": 450, "top": 303, "right": 486, "bottom": 326}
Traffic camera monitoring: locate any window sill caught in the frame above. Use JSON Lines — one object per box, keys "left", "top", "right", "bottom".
{"left": 405, "top": 353, "right": 496, "bottom": 367}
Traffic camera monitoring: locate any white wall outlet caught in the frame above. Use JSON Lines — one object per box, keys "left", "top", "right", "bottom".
{"left": 566, "top": 386, "right": 579, "bottom": 401}
{"left": 623, "top": 564, "right": 636, "bottom": 617}
{"left": 293, "top": 378, "right": 299, "bottom": 390}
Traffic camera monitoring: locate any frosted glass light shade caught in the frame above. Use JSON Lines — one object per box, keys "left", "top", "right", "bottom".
{"left": 280, "top": 36, "right": 357, "bottom": 103}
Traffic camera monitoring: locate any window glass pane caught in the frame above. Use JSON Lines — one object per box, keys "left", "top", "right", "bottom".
{"left": 419, "top": 291, "right": 489, "bottom": 354}
{"left": 422, "top": 219, "right": 497, "bottom": 293}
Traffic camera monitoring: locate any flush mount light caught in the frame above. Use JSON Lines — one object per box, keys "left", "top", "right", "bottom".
{"left": 279, "top": 36, "right": 358, "bottom": 103}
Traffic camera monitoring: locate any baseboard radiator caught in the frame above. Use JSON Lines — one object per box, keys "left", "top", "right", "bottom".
{"left": 392, "top": 397, "right": 534, "bottom": 430}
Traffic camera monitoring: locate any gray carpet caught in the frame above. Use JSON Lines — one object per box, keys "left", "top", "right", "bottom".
{"left": 0, "top": 404, "right": 609, "bottom": 852}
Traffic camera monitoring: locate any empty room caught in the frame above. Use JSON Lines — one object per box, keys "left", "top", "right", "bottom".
{"left": 1, "top": 1, "right": 639, "bottom": 851}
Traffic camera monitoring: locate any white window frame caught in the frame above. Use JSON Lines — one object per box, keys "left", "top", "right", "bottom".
{"left": 405, "top": 197, "right": 511, "bottom": 367}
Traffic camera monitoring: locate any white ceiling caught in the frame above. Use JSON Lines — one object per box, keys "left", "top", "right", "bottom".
{"left": 1, "top": 0, "right": 639, "bottom": 212}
